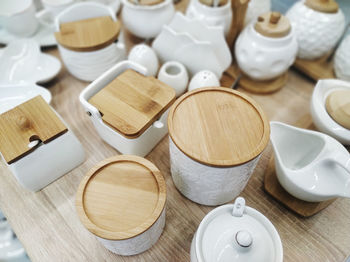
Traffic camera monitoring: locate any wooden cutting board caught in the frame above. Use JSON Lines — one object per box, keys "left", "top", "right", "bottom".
{"left": 0, "top": 96, "right": 67, "bottom": 164}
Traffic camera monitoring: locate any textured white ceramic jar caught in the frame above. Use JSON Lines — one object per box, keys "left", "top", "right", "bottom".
{"left": 235, "top": 20, "right": 298, "bottom": 81}
{"left": 185, "top": 0, "right": 232, "bottom": 36}
{"left": 286, "top": 0, "right": 345, "bottom": 60}
{"left": 244, "top": 0, "right": 271, "bottom": 26}
{"left": 169, "top": 139, "right": 260, "bottom": 206}
{"left": 121, "top": 0, "right": 175, "bottom": 39}
{"left": 334, "top": 34, "right": 350, "bottom": 81}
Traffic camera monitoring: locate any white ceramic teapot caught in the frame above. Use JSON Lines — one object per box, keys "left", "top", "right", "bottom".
{"left": 235, "top": 12, "right": 297, "bottom": 81}
{"left": 286, "top": 0, "right": 345, "bottom": 60}
{"left": 121, "top": 0, "right": 175, "bottom": 39}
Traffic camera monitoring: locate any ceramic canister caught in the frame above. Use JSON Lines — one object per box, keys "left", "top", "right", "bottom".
{"left": 121, "top": 0, "right": 175, "bottom": 39}
{"left": 76, "top": 155, "right": 167, "bottom": 256}
{"left": 185, "top": 0, "right": 232, "bottom": 36}
{"left": 334, "top": 34, "right": 350, "bottom": 81}
{"left": 191, "top": 197, "right": 283, "bottom": 262}
{"left": 54, "top": 2, "right": 126, "bottom": 82}
{"left": 168, "top": 87, "right": 270, "bottom": 206}
{"left": 235, "top": 12, "right": 298, "bottom": 81}
{"left": 286, "top": 0, "right": 345, "bottom": 60}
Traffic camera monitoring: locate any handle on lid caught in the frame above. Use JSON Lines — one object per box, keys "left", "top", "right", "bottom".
{"left": 235, "top": 230, "right": 253, "bottom": 248}
{"left": 269, "top": 12, "right": 281, "bottom": 24}
{"left": 232, "top": 197, "right": 245, "bottom": 217}
{"left": 17, "top": 116, "right": 31, "bottom": 130}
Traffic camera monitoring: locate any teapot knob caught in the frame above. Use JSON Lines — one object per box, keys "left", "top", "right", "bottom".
{"left": 269, "top": 12, "right": 281, "bottom": 24}
{"left": 235, "top": 230, "right": 253, "bottom": 248}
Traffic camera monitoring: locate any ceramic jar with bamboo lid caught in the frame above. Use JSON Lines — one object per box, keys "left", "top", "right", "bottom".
{"left": 185, "top": 0, "right": 232, "bottom": 36}
{"left": 54, "top": 2, "right": 126, "bottom": 81}
{"left": 121, "top": 0, "right": 175, "bottom": 39}
{"left": 286, "top": 0, "right": 345, "bottom": 60}
{"left": 235, "top": 11, "right": 298, "bottom": 81}
{"left": 76, "top": 155, "right": 167, "bottom": 256}
{"left": 167, "top": 87, "right": 270, "bottom": 206}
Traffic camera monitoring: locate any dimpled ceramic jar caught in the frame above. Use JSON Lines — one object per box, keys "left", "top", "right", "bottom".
{"left": 334, "top": 34, "right": 350, "bottom": 81}
{"left": 286, "top": 0, "right": 345, "bottom": 60}
{"left": 185, "top": 0, "right": 232, "bottom": 36}
{"left": 235, "top": 12, "right": 297, "bottom": 81}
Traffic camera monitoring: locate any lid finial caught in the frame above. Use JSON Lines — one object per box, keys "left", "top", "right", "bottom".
{"left": 16, "top": 116, "right": 30, "bottom": 130}
{"left": 235, "top": 230, "right": 253, "bottom": 248}
{"left": 269, "top": 12, "right": 281, "bottom": 24}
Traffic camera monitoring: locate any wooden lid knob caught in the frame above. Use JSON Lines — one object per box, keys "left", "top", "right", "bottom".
{"left": 16, "top": 116, "right": 31, "bottom": 130}
{"left": 326, "top": 90, "right": 350, "bottom": 130}
{"left": 305, "top": 0, "right": 339, "bottom": 13}
{"left": 255, "top": 12, "right": 291, "bottom": 38}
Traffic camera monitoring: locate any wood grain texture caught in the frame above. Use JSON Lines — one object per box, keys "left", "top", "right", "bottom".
{"left": 88, "top": 69, "right": 175, "bottom": 138}
{"left": 326, "top": 90, "right": 350, "bottom": 130}
{"left": 227, "top": 0, "right": 250, "bottom": 49}
{"left": 294, "top": 54, "right": 335, "bottom": 81}
{"left": 168, "top": 87, "right": 270, "bottom": 167}
{"left": 55, "top": 16, "right": 121, "bottom": 52}
{"left": 305, "top": 0, "right": 339, "bottom": 13}
{"left": 254, "top": 12, "right": 291, "bottom": 38}
{"left": 0, "top": 96, "right": 67, "bottom": 164}
{"left": 76, "top": 155, "right": 166, "bottom": 240}
{"left": 0, "top": 3, "right": 350, "bottom": 262}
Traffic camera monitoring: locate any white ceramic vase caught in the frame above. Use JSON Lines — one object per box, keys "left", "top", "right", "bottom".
{"left": 185, "top": 0, "right": 232, "bottom": 36}
{"left": 334, "top": 34, "right": 350, "bottom": 81}
{"left": 286, "top": 0, "right": 345, "bottom": 60}
{"left": 158, "top": 61, "right": 189, "bottom": 97}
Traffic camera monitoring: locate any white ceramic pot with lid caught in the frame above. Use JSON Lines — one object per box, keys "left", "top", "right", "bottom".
{"left": 286, "top": 0, "right": 345, "bottom": 60}
{"left": 121, "top": 0, "right": 175, "bottom": 39}
{"left": 185, "top": 0, "right": 232, "bottom": 36}
{"left": 235, "top": 11, "right": 298, "bottom": 81}
{"left": 191, "top": 197, "right": 283, "bottom": 262}
{"left": 76, "top": 155, "right": 167, "bottom": 256}
{"left": 168, "top": 87, "right": 270, "bottom": 206}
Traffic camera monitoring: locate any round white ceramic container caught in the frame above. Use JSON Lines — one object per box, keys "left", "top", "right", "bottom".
{"left": 169, "top": 138, "right": 261, "bottom": 206}
{"left": 185, "top": 0, "right": 232, "bottom": 36}
{"left": 188, "top": 70, "right": 220, "bottom": 91}
{"left": 128, "top": 44, "right": 159, "bottom": 76}
{"left": 235, "top": 20, "right": 298, "bottom": 81}
{"left": 121, "top": 0, "right": 175, "bottom": 39}
{"left": 286, "top": 0, "right": 345, "bottom": 60}
{"left": 158, "top": 61, "right": 189, "bottom": 97}
{"left": 334, "top": 34, "right": 350, "bottom": 81}
{"left": 244, "top": 0, "right": 271, "bottom": 26}
{"left": 191, "top": 197, "right": 283, "bottom": 262}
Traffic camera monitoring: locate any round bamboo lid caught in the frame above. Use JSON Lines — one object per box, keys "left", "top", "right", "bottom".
{"left": 168, "top": 87, "right": 270, "bottom": 167}
{"left": 305, "top": 0, "right": 339, "bottom": 13}
{"left": 55, "top": 16, "right": 121, "bottom": 52}
{"left": 76, "top": 155, "right": 166, "bottom": 240}
{"left": 255, "top": 12, "right": 291, "bottom": 38}
{"left": 127, "top": 0, "right": 164, "bottom": 6}
{"left": 326, "top": 90, "right": 350, "bottom": 129}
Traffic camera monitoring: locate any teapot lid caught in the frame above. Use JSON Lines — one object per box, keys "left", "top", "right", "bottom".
{"left": 254, "top": 12, "right": 291, "bottom": 38}
{"left": 76, "top": 155, "right": 166, "bottom": 240}
{"left": 198, "top": 0, "right": 228, "bottom": 7}
{"left": 195, "top": 197, "right": 283, "bottom": 262}
{"left": 305, "top": 0, "right": 339, "bottom": 13}
{"left": 55, "top": 16, "right": 121, "bottom": 52}
{"left": 326, "top": 90, "right": 350, "bottom": 129}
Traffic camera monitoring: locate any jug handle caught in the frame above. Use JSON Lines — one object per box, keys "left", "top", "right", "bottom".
{"left": 321, "top": 157, "right": 350, "bottom": 176}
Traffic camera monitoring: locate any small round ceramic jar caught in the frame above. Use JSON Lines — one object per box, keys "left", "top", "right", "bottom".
{"left": 158, "top": 61, "right": 189, "bottom": 97}
{"left": 168, "top": 87, "right": 270, "bottom": 206}
{"left": 185, "top": 0, "right": 232, "bottom": 36}
{"left": 286, "top": 0, "right": 345, "bottom": 60}
{"left": 235, "top": 12, "right": 297, "bottom": 81}
{"left": 334, "top": 34, "right": 350, "bottom": 81}
{"left": 191, "top": 197, "right": 283, "bottom": 262}
{"left": 121, "top": 0, "right": 175, "bottom": 39}
{"left": 244, "top": 0, "right": 271, "bottom": 26}
{"left": 76, "top": 155, "right": 167, "bottom": 256}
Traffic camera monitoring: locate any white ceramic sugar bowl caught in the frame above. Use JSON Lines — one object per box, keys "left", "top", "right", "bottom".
{"left": 334, "top": 34, "right": 350, "bottom": 81}
{"left": 185, "top": 0, "right": 232, "bottom": 36}
{"left": 191, "top": 197, "right": 283, "bottom": 262}
{"left": 286, "top": 0, "right": 345, "bottom": 60}
{"left": 235, "top": 12, "right": 297, "bottom": 81}
{"left": 121, "top": 0, "right": 175, "bottom": 39}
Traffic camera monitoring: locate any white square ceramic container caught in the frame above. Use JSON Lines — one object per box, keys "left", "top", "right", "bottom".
{"left": 0, "top": 96, "right": 85, "bottom": 192}
{"left": 79, "top": 61, "right": 173, "bottom": 156}
{"left": 168, "top": 87, "right": 270, "bottom": 206}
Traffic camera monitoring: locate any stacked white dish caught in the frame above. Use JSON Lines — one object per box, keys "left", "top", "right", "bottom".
{"left": 152, "top": 12, "right": 231, "bottom": 78}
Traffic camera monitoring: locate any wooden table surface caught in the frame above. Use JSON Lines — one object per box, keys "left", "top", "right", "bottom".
{"left": 1, "top": 3, "right": 350, "bottom": 262}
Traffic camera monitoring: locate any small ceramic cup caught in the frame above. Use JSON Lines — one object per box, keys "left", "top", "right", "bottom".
{"left": 128, "top": 44, "right": 159, "bottom": 76}
{"left": 158, "top": 61, "right": 189, "bottom": 97}
{"left": 188, "top": 70, "right": 220, "bottom": 91}
{"left": 0, "top": 0, "right": 39, "bottom": 37}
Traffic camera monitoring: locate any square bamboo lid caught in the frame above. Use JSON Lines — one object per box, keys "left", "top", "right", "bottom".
{"left": 88, "top": 69, "right": 176, "bottom": 138}
{"left": 54, "top": 16, "right": 121, "bottom": 52}
{"left": 0, "top": 96, "right": 67, "bottom": 164}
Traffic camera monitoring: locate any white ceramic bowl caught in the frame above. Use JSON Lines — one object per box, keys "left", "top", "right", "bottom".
{"left": 310, "top": 79, "right": 350, "bottom": 145}
{"left": 128, "top": 44, "right": 159, "bottom": 76}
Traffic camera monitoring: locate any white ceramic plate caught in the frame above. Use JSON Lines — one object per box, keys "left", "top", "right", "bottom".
{"left": 0, "top": 11, "right": 56, "bottom": 47}
{"left": 0, "top": 83, "right": 52, "bottom": 114}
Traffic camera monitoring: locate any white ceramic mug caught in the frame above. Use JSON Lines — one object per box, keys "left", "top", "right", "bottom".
{"left": 0, "top": 0, "right": 39, "bottom": 37}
